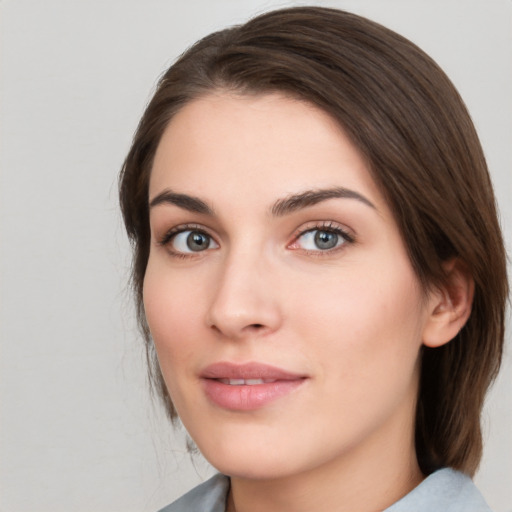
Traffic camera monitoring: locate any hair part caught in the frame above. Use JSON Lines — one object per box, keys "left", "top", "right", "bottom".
{"left": 119, "top": 6, "right": 508, "bottom": 475}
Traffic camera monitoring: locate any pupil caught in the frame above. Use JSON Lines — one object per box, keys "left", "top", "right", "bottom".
{"left": 314, "top": 230, "right": 338, "bottom": 250}
{"left": 187, "top": 232, "right": 208, "bottom": 251}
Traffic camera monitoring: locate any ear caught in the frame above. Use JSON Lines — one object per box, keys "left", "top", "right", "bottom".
{"left": 422, "top": 259, "right": 474, "bottom": 348}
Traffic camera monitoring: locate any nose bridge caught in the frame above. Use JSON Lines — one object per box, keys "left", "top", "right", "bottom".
{"left": 206, "top": 241, "right": 281, "bottom": 338}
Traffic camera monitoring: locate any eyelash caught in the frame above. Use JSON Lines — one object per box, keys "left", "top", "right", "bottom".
{"left": 157, "top": 221, "right": 355, "bottom": 259}
{"left": 290, "top": 221, "right": 355, "bottom": 256}
{"left": 158, "top": 224, "right": 215, "bottom": 259}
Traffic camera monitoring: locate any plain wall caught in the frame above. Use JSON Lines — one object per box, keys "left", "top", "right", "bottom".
{"left": 1, "top": 1, "right": 510, "bottom": 511}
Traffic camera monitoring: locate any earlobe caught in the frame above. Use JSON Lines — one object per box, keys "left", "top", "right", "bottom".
{"left": 422, "top": 259, "right": 475, "bottom": 348}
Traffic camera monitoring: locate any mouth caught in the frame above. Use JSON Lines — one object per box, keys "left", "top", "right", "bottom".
{"left": 217, "top": 378, "right": 279, "bottom": 385}
{"left": 200, "top": 362, "right": 308, "bottom": 411}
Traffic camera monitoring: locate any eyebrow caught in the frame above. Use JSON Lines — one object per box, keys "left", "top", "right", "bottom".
{"left": 149, "top": 186, "right": 375, "bottom": 217}
{"left": 149, "top": 190, "right": 214, "bottom": 215}
{"left": 271, "top": 187, "right": 376, "bottom": 216}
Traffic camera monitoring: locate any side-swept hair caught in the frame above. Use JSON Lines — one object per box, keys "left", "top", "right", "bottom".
{"left": 119, "top": 6, "right": 508, "bottom": 475}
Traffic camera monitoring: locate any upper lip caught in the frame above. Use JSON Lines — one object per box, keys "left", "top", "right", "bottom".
{"left": 200, "top": 362, "right": 306, "bottom": 381}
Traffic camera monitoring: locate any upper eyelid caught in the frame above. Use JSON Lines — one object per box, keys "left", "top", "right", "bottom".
{"left": 157, "top": 223, "right": 216, "bottom": 245}
{"left": 291, "top": 221, "right": 354, "bottom": 239}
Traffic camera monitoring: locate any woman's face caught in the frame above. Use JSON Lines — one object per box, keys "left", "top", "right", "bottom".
{"left": 144, "top": 93, "right": 435, "bottom": 480}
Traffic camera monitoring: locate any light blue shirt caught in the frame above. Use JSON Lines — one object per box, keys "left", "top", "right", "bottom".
{"left": 158, "top": 468, "right": 492, "bottom": 512}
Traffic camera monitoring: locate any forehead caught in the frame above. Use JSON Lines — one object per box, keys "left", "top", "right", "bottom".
{"left": 149, "top": 92, "right": 385, "bottom": 211}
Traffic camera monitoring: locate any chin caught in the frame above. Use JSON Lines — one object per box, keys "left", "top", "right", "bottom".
{"left": 207, "top": 453, "right": 296, "bottom": 481}
{"left": 192, "top": 430, "right": 301, "bottom": 480}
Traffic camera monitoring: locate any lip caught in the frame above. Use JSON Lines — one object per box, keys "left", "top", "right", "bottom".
{"left": 200, "top": 362, "right": 307, "bottom": 411}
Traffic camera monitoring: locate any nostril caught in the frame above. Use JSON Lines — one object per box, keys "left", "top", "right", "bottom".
{"left": 208, "top": 322, "right": 266, "bottom": 335}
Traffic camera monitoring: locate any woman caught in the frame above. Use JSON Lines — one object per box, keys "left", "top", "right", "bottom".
{"left": 119, "top": 7, "right": 508, "bottom": 512}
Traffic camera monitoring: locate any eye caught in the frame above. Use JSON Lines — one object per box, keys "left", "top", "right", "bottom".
{"left": 297, "top": 229, "right": 342, "bottom": 251}
{"left": 291, "top": 225, "right": 353, "bottom": 253}
{"left": 166, "top": 229, "right": 219, "bottom": 254}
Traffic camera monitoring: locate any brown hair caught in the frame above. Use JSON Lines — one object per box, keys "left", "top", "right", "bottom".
{"left": 119, "top": 6, "right": 508, "bottom": 476}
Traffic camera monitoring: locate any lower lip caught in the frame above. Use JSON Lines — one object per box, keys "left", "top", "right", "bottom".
{"left": 202, "top": 379, "right": 305, "bottom": 411}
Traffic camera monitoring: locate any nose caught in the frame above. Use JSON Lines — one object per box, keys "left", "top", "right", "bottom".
{"left": 206, "top": 250, "right": 282, "bottom": 340}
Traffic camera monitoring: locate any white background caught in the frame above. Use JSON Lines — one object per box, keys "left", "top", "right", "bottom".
{"left": 1, "top": 1, "right": 510, "bottom": 511}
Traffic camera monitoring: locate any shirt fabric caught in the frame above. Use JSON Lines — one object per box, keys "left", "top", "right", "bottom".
{"left": 158, "top": 468, "right": 492, "bottom": 512}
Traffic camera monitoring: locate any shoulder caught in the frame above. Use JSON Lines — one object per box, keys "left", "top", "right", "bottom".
{"left": 157, "top": 474, "right": 230, "bottom": 512}
{"left": 385, "top": 468, "right": 493, "bottom": 512}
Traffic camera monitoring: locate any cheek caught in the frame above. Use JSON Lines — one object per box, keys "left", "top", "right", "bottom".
{"left": 142, "top": 259, "right": 207, "bottom": 375}
{"left": 286, "top": 258, "right": 425, "bottom": 382}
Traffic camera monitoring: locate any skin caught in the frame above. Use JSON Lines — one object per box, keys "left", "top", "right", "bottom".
{"left": 144, "top": 92, "right": 471, "bottom": 512}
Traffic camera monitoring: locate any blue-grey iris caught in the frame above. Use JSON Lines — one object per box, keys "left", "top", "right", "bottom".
{"left": 315, "top": 231, "right": 338, "bottom": 250}
{"left": 187, "top": 232, "right": 210, "bottom": 251}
